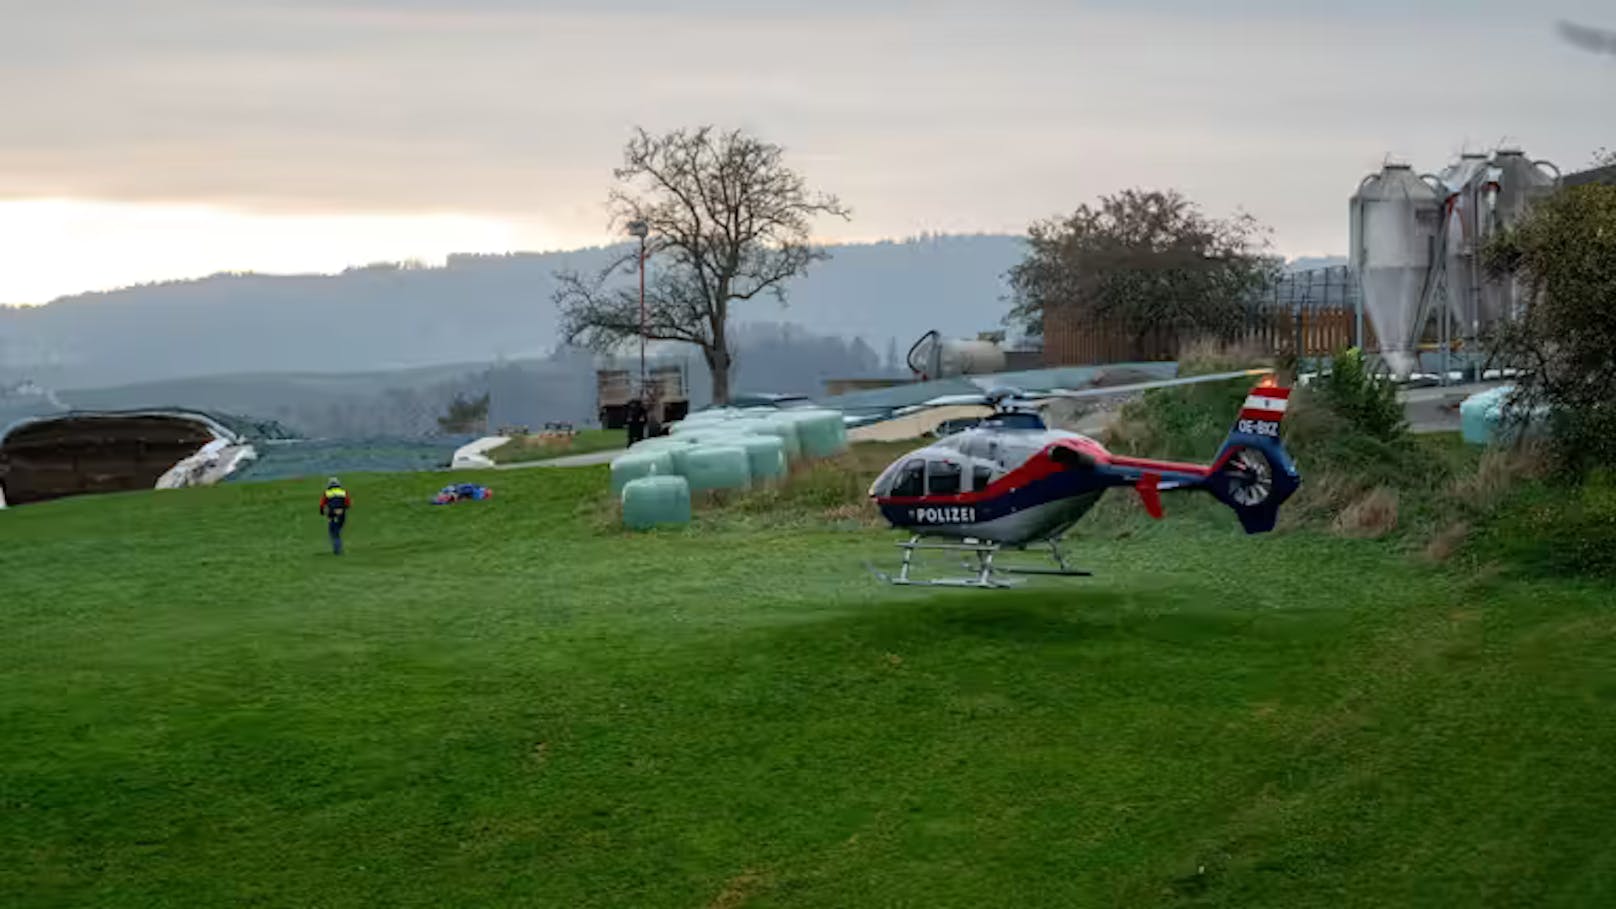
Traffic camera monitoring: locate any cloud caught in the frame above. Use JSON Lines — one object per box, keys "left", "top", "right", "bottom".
{"left": 0, "top": 0, "right": 1610, "bottom": 265}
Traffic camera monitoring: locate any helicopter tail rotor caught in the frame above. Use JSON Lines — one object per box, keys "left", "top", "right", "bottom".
{"left": 1205, "top": 382, "right": 1301, "bottom": 534}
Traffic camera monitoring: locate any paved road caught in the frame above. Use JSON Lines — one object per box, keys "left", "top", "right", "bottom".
{"left": 1399, "top": 380, "right": 1509, "bottom": 434}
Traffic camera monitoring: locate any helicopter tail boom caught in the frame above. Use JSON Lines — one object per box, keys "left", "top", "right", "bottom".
{"left": 1077, "top": 382, "right": 1300, "bottom": 533}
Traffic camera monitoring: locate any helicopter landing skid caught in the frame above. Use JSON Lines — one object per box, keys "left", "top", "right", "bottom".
{"left": 867, "top": 536, "right": 1091, "bottom": 589}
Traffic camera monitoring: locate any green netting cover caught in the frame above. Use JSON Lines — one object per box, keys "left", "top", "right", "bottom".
{"left": 610, "top": 449, "right": 675, "bottom": 496}
{"left": 791, "top": 410, "right": 849, "bottom": 458}
{"left": 621, "top": 475, "right": 691, "bottom": 529}
{"left": 734, "top": 434, "right": 787, "bottom": 481}
{"left": 681, "top": 444, "right": 752, "bottom": 492}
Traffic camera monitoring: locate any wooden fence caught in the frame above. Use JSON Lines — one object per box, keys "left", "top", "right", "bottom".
{"left": 1041, "top": 266, "right": 1379, "bottom": 367}
{"left": 1043, "top": 303, "right": 1377, "bottom": 367}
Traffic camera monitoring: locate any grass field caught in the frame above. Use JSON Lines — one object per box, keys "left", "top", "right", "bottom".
{"left": 3, "top": 454, "right": 1615, "bottom": 907}
{"left": 490, "top": 429, "right": 626, "bottom": 464}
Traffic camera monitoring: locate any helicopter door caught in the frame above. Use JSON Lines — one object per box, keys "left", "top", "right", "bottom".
{"left": 970, "top": 463, "right": 994, "bottom": 492}
{"left": 926, "top": 460, "right": 962, "bottom": 495}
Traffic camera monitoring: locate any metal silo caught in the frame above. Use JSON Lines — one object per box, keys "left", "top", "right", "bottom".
{"left": 1490, "top": 149, "right": 1560, "bottom": 230}
{"left": 1435, "top": 153, "right": 1492, "bottom": 338}
{"left": 1482, "top": 150, "right": 1561, "bottom": 324}
{"left": 1350, "top": 163, "right": 1442, "bottom": 378}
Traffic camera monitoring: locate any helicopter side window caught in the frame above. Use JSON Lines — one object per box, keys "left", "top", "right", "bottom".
{"left": 891, "top": 459, "right": 925, "bottom": 497}
{"left": 926, "top": 460, "right": 962, "bottom": 496}
{"left": 972, "top": 464, "right": 994, "bottom": 491}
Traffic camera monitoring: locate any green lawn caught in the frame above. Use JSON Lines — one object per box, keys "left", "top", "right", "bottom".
{"left": 489, "top": 429, "right": 625, "bottom": 464}
{"left": 2, "top": 461, "right": 1614, "bottom": 907}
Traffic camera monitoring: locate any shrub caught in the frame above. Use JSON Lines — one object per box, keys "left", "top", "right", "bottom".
{"left": 1312, "top": 347, "right": 1407, "bottom": 443}
{"left": 1483, "top": 184, "right": 1616, "bottom": 476}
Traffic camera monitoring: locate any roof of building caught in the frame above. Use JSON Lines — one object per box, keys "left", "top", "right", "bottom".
{"left": 1563, "top": 164, "right": 1616, "bottom": 187}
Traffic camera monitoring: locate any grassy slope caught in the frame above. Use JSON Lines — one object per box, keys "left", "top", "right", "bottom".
{"left": 2, "top": 463, "right": 1614, "bottom": 907}
{"left": 489, "top": 429, "right": 625, "bottom": 464}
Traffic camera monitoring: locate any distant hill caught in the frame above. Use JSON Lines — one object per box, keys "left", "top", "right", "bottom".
{"left": 0, "top": 235, "right": 1026, "bottom": 391}
{"left": 6, "top": 322, "right": 903, "bottom": 438}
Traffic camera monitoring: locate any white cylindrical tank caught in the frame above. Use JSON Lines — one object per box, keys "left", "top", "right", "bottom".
{"left": 936, "top": 339, "right": 1006, "bottom": 377}
{"left": 1350, "top": 163, "right": 1442, "bottom": 378}
{"left": 908, "top": 331, "right": 1007, "bottom": 379}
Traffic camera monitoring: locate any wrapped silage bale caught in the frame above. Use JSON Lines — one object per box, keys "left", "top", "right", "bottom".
{"left": 681, "top": 444, "right": 752, "bottom": 492}
{"left": 610, "top": 449, "right": 675, "bottom": 496}
{"left": 1460, "top": 387, "right": 1510, "bottom": 445}
{"left": 665, "top": 443, "right": 703, "bottom": 476}
{"left": 681, "top": 408, "right": 737, "bottom": 425}
{"left": 668, "top": 411, "right": 729, "bottom": 436}
{"left": 791, "top": 410, "right": 849, "bottom": 459}
{"left": 754, "top": 416, "right": 803, "bottom": 460}
{"left": 830, "top": 412, "right": 848, "bottom": 449}
{"left": 712, "top": 418, "right": 772, "bottom": 438}
{"left": 630, "top": 435, "right": 690, "bottom": 452}
{"left": 734, "top": 434, "right": 788, "bottom": 482}
{"left": 665, "top": 429, "right": 735, "bottom": 449}
{"left": 621, "top": 475, "right": 691, "bottom": 529}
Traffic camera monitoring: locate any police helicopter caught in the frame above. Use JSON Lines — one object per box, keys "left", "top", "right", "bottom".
{"left": 865, "top": 370, "right": 1300, "bottom": 588}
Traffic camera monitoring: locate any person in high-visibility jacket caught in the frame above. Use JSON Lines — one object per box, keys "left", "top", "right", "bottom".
{"left": 319, "top": 478, "right": 352, "bottom": 555}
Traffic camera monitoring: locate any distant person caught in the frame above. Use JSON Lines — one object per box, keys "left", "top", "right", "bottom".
{"left": 319, "top": 477, "right": 352, "bottom": 556}
{"left": 624, "top": 397, "right": 647, "bottom": 446}
{"left": 645, "top": 387, "right": 664, "bottom": 438}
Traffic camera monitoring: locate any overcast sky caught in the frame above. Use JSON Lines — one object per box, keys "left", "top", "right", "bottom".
{"left": 0, "top": 0, "right": 1610, "bottom": 303}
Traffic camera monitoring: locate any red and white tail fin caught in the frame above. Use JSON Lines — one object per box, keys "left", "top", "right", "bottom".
{"left": 1232, "top": 382, "right": 1291, "bottom": 440}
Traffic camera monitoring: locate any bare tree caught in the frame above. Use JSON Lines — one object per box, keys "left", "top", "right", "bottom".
{"left": 554, "top": 127, "right": 849, "bottom": 404}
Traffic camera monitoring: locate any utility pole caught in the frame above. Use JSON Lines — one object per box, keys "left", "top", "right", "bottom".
{"left": 626, "top": 220, "right": 649, "bottom": 395}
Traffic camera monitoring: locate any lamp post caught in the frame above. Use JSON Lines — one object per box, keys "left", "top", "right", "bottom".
{"left": 626, "top": 220, "right": 649, "bottom": 395}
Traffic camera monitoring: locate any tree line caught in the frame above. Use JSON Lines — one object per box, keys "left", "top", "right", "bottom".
{"left": 554, "top": 127, "right": 1278, "bottom": 402}
{"left": 555, "top": 127, "right": 1610, "bottom": 482}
